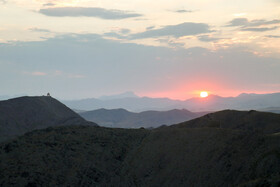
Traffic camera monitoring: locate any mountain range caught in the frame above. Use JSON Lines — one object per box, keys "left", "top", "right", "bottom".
{"left": 0, "top": 105, "right": 279, "bottom": 186}
{"left": 79, "top": 108, "right": 208, "bottom": 128}
{"left": 62, "top": 92, "right": 280, "bottom": 112}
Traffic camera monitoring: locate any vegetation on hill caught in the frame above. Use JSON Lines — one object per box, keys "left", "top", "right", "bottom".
{"left": 0, "top": 109, "right": 279, "bottom": 186}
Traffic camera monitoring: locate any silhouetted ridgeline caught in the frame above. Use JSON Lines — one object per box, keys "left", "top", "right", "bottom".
{"left": 0, "top": 96, "right": 97, "bottom": 142}
{"left": 80, "top": 108, "right": 208, "bottom": 128}
{"left": 0, "top": 109, "right": 279, "bottom": 186}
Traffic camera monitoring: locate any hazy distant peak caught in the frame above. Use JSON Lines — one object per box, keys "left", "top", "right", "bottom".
{"left": 98, "top": 91, "right": 139, "bottom": 100}
{"left": 237, "top": 93, "right": 258, "bottom": 97}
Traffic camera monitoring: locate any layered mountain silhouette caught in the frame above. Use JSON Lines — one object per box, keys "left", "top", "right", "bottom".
{"left": 62, "top": 96, "right": 183, "bottom": 112}
{"left": 0, "top": 107, "right": 279, "bottom": 186}
{"left": 0, "top": 96, "right": 97, "bottom": 142}
{"left": 62, "top": 92, "right": 280, "bottom": 112}
{"left": 80, "top": 108, "right": 208, "bottom": 128}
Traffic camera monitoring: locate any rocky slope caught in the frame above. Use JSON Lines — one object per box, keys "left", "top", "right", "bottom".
{"left": 0, "top": 96, "right": 97, "bottom": 142}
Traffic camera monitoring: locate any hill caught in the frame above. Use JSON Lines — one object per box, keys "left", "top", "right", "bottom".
{"left": 0, "top": 110, "right": 279, "bottom": 186}
{"left": 0, "top": 96, "right": 97, "bottom": 142}
{"left": 80, "top": 108, "right": 208, "bottom": 128}
{"left": 174, "top": 110, "right": 280, "bottom": 133}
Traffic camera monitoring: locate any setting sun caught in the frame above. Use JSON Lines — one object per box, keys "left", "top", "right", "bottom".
{"left": 200, "top": 91, "right": 209, "bottom": 98}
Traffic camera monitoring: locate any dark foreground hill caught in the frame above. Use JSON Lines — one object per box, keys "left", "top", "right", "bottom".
{"left": 0, "top": 110, "right": 279, "bottom": 186}
{"left": 0, "top": 96, "right": 97, "bottom": 142}
{"left": 80, "top": 108, "right": 208, "bottom": 128}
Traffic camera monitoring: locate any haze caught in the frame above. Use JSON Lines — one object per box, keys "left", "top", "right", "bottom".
{"left": 0, "top": 0, "right": 280, "bottom": 99}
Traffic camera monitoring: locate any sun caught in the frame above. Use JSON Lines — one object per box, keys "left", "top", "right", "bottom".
{"left": 200, "top": 91, "right": 208, "bottom": 98}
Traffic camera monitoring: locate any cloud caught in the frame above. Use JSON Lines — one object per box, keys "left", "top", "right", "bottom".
{"left": 23, "top": 71, "right": 47, "bottom": 76}
{"left": 241, "top": 26, "right": 279, "bottom": 32}
{"left": 226, "top": 18, "right": 280, "bottom": 32}
{"left": 266, "top": 35, "right": 280, "bottom": 38}
{"left": 227, "top": 18, "right": 280, "bottom": 27}
{"left": 174, "top": 9, "right": 193, "bottom": 13}
{"left": 32, "top": 71, "right": 47, "bottom": 76}
{"left": 103, "top": 28, "right": 131, "bottom": 39}
{"left": 28, "top": 27, "right": 51, "bottom": 33}
{"left": 103, "top": 32, "right": 126, "bottom": 39}
{"left": 130, "top": 22, "right": 213, "bottom": 39}
{"left": 43, "top": 3, "right": 56, "bottom": 7}
{"left": 146, "top": 26, "right": 155, "bottom": 30}
{"left": 198, "top": 35, "right": 222, "bottom": 42}
{"left": 226, "top": 18, "right": 248, "bottom": 27}
{"left": 120, "top": 28, "right": 130, "bottom": 34}
{"left": 24, "top": 70, "right": 84, "bottom": 78}
{"left": 1, "top": 34, "right": 280, "bottom": 99}
{"left": 39, "top": 7, "right": 142, "bottom": 19}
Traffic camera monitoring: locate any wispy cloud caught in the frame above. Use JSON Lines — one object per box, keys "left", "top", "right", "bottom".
{"left": 52, "top": 70, "right": 85, "bottom": 79}
{"left": 266, "top": 35, "right": 280, "bottom": 38}
{"left": 23, "top": 70, "right": 84, "bottom": 79}
{"left": 174, "top": 9, "right": 193, "bottom": 13}
{"left": 241, "top": 26, "right": 279, "bottom": 32}
{"left": 227, "top": 18, "right": 280, "bottom": 27}
{"left": 197, "top": 35, "right": 223, "bottom": 42}
{"left": 130, "top": 22, "right": 213, "bottom": 39}
{"left": 39, "top": 7, "right": 142, "bottom": 20}
{"left": 103, "top": 32, "right": 126, "bottom": 39}
{"left": 28, "top": 27, "right": 52, "bottom": 33}
{"left": 146, "top": 26, "right": 155, "bottom": 30}
{"left": 23, "top": 71, "right": 48, "bottom": 76}
{"left": 43, "top": 3, "right": 56, "bottom": 7}
{"left": 32, "top": 71, "right": 47, "bottom": 76}
{"left": 104, "top": 28, "right": 131, "bottom": 39}
{"left": 0, "top": 0, "right": 6, "bottom": 4}
{"left": 226, "top": 18, "right": 280, "bottom": 32}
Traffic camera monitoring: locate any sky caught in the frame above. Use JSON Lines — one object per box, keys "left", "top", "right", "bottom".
{"left": 0, "top": 0, "right": 280, "bottom": 100}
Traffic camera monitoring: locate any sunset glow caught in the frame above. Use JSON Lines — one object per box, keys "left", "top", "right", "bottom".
{"left": 0, "top": 0, "right": 279, "bottom": 99}
{"left": 200, "top": 91, "right": 209, "bottom": 98}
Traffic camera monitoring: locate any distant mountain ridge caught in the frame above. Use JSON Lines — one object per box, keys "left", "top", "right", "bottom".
{"left": 80, "top": 108, "right": 208, "bottom": 128}
{"left": 98, "top": 91, "right": 139, "bottom": 100}
{"left": 62, "top": 92, "right": 280, "bottom": 112}
{"left": 0, "top": 96, "right": 97, "bottom": 142}
{"left": 62, "top": 96, "right": 183, "bottom": 112}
